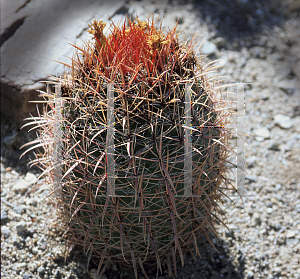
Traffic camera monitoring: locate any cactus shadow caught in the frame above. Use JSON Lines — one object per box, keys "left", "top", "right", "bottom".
{"left": 65, "top": 233, "right": 245, "bottom": 279}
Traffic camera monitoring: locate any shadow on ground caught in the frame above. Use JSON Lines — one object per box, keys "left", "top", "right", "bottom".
{"left": 59, "top": 233, "right": 245, "bottom": 279}
{"left": 190, "top": 0, "right": 288, "bottom": 48}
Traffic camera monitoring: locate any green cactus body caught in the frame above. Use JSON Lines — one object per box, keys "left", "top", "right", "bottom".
{"left": 23, "top": 17, "right": 234, "bottom": 278}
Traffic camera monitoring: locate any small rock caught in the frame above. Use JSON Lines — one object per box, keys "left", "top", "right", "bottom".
{"left": 286, "top": 230, "right": 296, "bottom": 238}
{"left": 37, "top": 266, "right": 45, "bottom": 273}
{"left": 246, "top": 156, "right": 256, "bottom": 168}
{"left": 255, "top": 136, "right": 265, "bottom": 142}
{"left": 294, "top": 133, "right": 300, "bottom": 140}
{"left": 252, "top": 47, "right": 260, "bottom": 58}
{"left": 296, "top": 204, "right": 300, "bottom": 213}
{"left": 201, "top": 41, "right": 217, "bottom": 55}
{"left": 275, "top": 184, "right": 282, "bottom": 192}
{"left": 294, "top": 105, "right": 300, "bottom": 117}
{"left": 268, "top": 140, "right": 280, "bottom": 151}
{"left": 225, "top": 229, "right": 235, "bottom": 238}
{"left": 278, "top": 80, "right": 296, "bottom": 95}
{"left": 286, "top": 238, "right": 299, "bottom": 246}
{"left": 271, "top": 197, "right": 278, "bottom": 204}
{"left": 1, "top": 226, "right": 11, "bottom": 238}
{"left": 247, "top": 270, "right": 254, "bottom": 278}
{"left": 245, "top": 175, "right": 258, "bottom": 183}
{"left": 254, "top": 127, "right": 270, "bottom": 140}
{"left": 266, "top": 201, "right": 273, "bottom": 208}
{"left": 24, "top": 172, "right": 38, "bottom": 185}
{"left": 274, "top": 114, "right": 293, "bottom": 129}
{"left": 259, "top": 228, "right": 266, "bottom": 235}
{"left": 22, "top": 275, "right": 31, "bottom": 279}
{"left": 255, "top": 9, "right": 264, "bottom": 17}
{"left": 13, "top": 179, "right": 30, "bottom": 194}
{"left": 214, "top": 37, "right": 227, "bottom": 48}
{"left": 16, "top": 221, "right": 27, "bottom": 234}
{"left": 54, "top": 270, "right": 61, "bottom": 278}
{"left": 5, "top": 167, "right": 12, "bottom": 172}
{"left": 1, "top": 210, "right": 8, "bottom": 225}
{"left": 275, "top": 224, "right": 282, "bottom": 231}
{"left": 14, "top": 206, "right": 25, "bottom": 215}
{"left": 266, "top": 208, "right": 273, "bottom": 214}
{"left": 218, "top": 56, "right": 227, "bottom": 67}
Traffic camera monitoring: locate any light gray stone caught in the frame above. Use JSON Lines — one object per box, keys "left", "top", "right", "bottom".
{"left": 218, "top": 56, "right": 227, "bottom": 67}
{"left": 247, "top": 270, "right": 254, "bottom": 278}
{"left": 14, "top": 206, "right": 25, "bottom": 215}
{"left": 13, "top": 179, "right": 30, "bottom": 194}
{"left": 286, "top": 230, "right": 296, "bottom": 238}
{"left": 245, "top": 175, "right": 258, "bottom": 183}
{"left": 286, "top": 238, "right": 299, "bottom": 246}
{"left": 246, "top": 156, "right": 256, "bottom": 168}
{"left": 277, "top": 79, "right": 297, "bottom": 95}
{"left": 1, "top": 0, "right": 126, "bottom": 124}
{"left": 201, "top": 41, "right": 217, "bottom": 55}
{"left": 274, "top": 114, "right": 293, "bottom": 129}
{"left": 24, "top": 172, "right": 38, "bottom": 185}
{"left": 37, "top": 266, "right": 45, "bottom": 273}
{"left": 214, "top": 37, "right": 227, "bottom": 49}
{"left": 1, "top": 0, "right": 126, "bottom": 88}
{"left": 254, "top": 127, "right": 270, "bottom": 139}
{"left": 1, "top": 226, "right": 11, "bottom": 238}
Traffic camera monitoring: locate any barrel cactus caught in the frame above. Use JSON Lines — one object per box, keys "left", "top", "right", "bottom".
{"left": 22, "top": 17, "right": 235, "bottom": 278}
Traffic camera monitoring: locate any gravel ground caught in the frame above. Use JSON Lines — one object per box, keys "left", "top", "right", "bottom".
{"left": 1, "top": 0, "right": 300, "bottom": 278}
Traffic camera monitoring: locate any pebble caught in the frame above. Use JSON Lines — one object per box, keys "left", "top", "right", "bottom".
{"left": 267, "top": 208, "right": 273, "bottom": 214}
{"left": 275, "top": 224, "right": 282, "bottom": 231}
{"left": 245, "top": 175, "right": 258, "bottom": 183}
{"left": 266, "top": 201, "right": 273, "bottom": 208}
{"left": 37, "top": 266, "right": 45, "bottom": 273}
{"left": 268, "top": 140, "right": 280, "bottom": 151}
{"left": 247, "top": 270, "right": 254, "bottom": 278}
{"left": 14, "top": 206, "right": 25, "bottom": 215}
{"left": 286, "top": 230, "right": 296, "bottom": 238}
{"left": 13, "top": 179, "right": 30, "bottom": 194}
{"left": 1, "top": 226, "right": 11, "bottom": 238}
{"left": 16, "top": 221, "right": 27, "bottom": 235}
{"left": 214, "top": 37, "right": 227, "bottom": 49}
{"left": 277, "top": 79, "right": 296, "bottom": 95}
{"left": 24, "top": 172, "right": 38, "bottom": 185}
{"left": 296, "top": 204, "right": 300, "bottom": 213}
{"left": 246, "top": 156, "right": 256, "bottom": 168}
{"left": 286, "top": 238, "right": 299, "bottom": 246}
{"left": 254, "top": 127, "right": 270, "bottom": 140}
{"left": 274, "top": 114, "right": 293, "bottom": 129}
{"left": 1, "top": 210, "right": 8, "bottom": 225}
{"left": 218, "top": 56, "right": 227, "bottom": 67}
{"left": 201, "top": 41, "right": 217, "bottom": 55}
